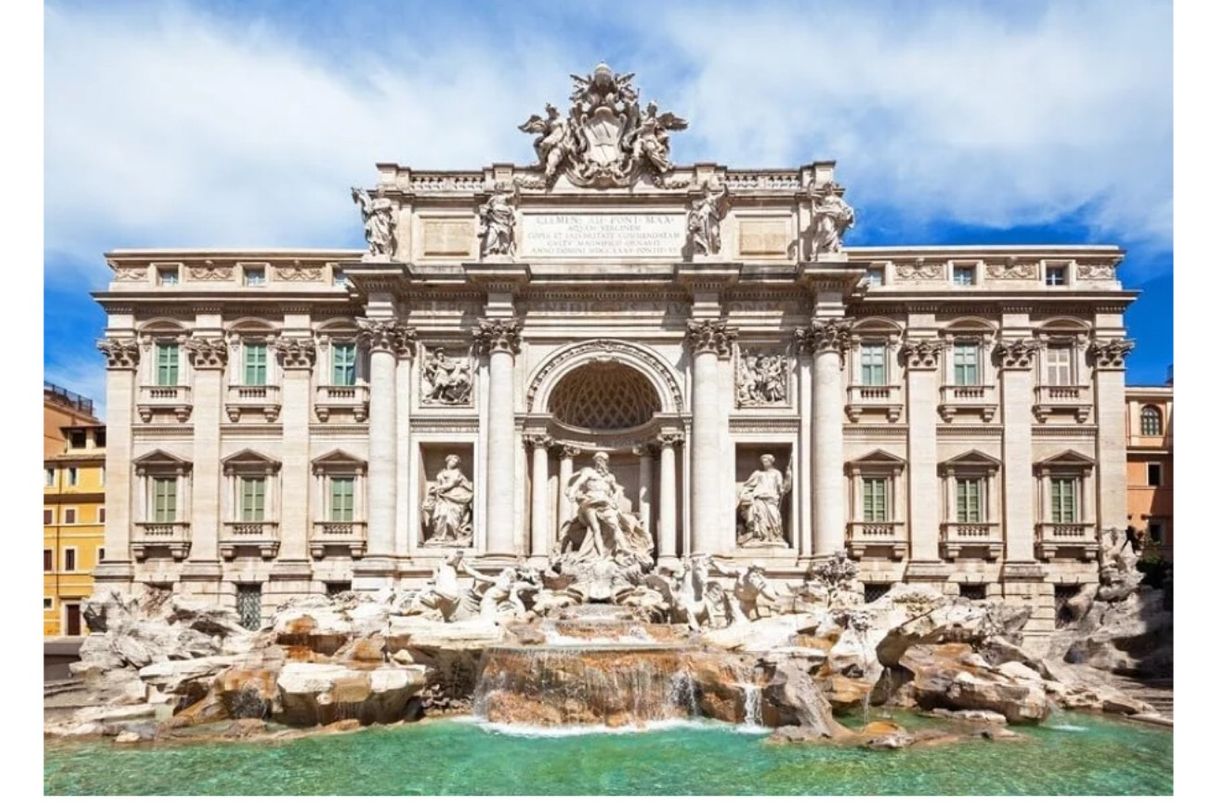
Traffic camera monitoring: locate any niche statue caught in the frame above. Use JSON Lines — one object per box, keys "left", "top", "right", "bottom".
{"left": 421, "top": 455, "right": 473, "bottom": 546}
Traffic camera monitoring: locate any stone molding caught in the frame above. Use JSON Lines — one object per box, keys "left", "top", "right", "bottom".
{"left": 793, "top": 318, "right": 853, "bottom": 357}
{"left": 472, "top": 317, "right": 522, "bottom": 355}
{"left": 1088, "top": 338, "right": 1134, "bottom": 370}
{"left": 273, "top": 336, "right": 318, "bottom": 369}
{"left": 684, "top": 318, "right": 737, "bottom": 359}
{"left": 898, "top": 338, "right": 945, "bottom": 370}
{"left": 356, "top": 317, "right": 418, "bottom": 358}
{"left": 994, "top": 338, "right": 1040, "bottom": 370}
{"left": 184, "top": 336, "right": 228, "bottom": 370}
{"left": 524, "top": 340, "right": 683, "bottom": 413}
{"left": 97, "top": 337, "right": 141, "bottom": 370}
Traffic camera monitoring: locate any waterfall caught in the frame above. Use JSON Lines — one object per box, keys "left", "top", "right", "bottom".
{"left": 741, "top": 683, "right": 761, "bottom": 728}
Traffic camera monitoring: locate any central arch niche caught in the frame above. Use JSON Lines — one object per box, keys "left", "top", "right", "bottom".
{"left": 547, "top": 362, "right": 661, "bottom": 431}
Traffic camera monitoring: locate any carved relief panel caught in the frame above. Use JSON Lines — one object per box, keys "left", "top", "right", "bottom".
{"left": 735, "top": 346, "right": 791, "bottom": 407}
{"left": 420, "top": 343, "right": 474, "bottom": 407}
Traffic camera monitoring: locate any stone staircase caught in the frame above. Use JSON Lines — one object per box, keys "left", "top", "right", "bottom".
{"left": 1116, "top": 677, "right": 1174, "bottom": 718}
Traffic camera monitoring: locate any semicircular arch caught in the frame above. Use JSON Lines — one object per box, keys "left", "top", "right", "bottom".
{"left": 526, "top": 339, "right": 683, "bottom": 415}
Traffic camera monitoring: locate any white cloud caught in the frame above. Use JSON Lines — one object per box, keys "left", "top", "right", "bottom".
{"left": 45, "top": 0, "right": 1171, "bottom": 291}
{"left": 45, "top": 353, "right": 107, "bottom": 410}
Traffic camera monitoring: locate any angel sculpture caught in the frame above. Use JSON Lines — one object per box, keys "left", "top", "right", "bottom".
{"left": 629, "top": 101, "right": 688, "bottom": 175}
{"left": 350, "top": 187, "right": 396, "bottom": 260}
{"left": 687, "top": 181, "right": 730, "bottom": 256}
{"left": 518, "top": 103, "right": 572, "bottom": 180}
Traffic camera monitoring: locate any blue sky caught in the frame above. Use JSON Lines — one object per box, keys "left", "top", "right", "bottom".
{"left": 44, "top": 0, "right": 1173, "bottom": 403}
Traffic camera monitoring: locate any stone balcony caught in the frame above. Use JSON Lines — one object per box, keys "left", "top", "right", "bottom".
{"left": 137, "top": 385, "right": 193, "bottom": 423}
{"left": 314, "top": 384, "right": 370, "bottom": 423}
{"left": 132, "top": 522, "right": 191, "bottom": 560}
{"left": 846, "top": 521, "right": 907, "bottom": 559}
{"left": 938, "top": 385, "right": 998, "bottom": 422}
{"left": 939, "top": 522, "right": 1003, "bottom": 560}
{"left": 1035, "top": 522, "right": 1099, "bottom": 560}
{"left": 220, "top": 521, "right": 281, "bottom": 559}
{"left": 224, "top": 384, "right": 281, "bottom": 423}
{"left": 1033, "top": 385, "right": 1092, "bottom": 423}
{"left": 845, "top": 385, "right": 903, "bottom": 423}
{"left": 309, "top": 521, "right": 368, "bottom": 558}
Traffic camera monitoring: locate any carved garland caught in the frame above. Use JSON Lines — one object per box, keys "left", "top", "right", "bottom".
{"left": 112, "top": 266, "right": 148, "bottom": 282}
{"left": 472, "top": 317, "right": 522, "bottom": 355}
{"left": 276, "top": 262, "right": 325, "bottom": 282}
{"left": 97, "top": 338, "right": 141, "bottom": 369}
{"left": 273, "top": 336, "right": 317, "bottom": 369}
{"left": 526, "top": 339, "right": 684, "bottom": 412}
{"left": 994, "top": 338, "right": 1040, "bottom": 370}
{"left": 188, "top": 263, "right": 233, "bottom": 281}
{"left": 898, "top": 339, "right": 945, "bottom": 370}
{"left": 987, "top": 262, "right": 1038, "bottom": 281}
{"left": 685, "top": 318, "right": 738, "bottom": 359}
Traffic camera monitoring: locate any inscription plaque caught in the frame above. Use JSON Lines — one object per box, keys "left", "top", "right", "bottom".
{"left": 521, "top": 213, "right": 686, "bottom": 258}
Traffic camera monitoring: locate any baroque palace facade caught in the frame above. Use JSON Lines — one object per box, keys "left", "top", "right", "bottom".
{"left": 93, "top": 66, "right": 1135, "bottom": 641}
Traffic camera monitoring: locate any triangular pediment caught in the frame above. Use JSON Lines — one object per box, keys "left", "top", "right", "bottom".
{"left": 133, "top": 449, "right": 191, "bottom": 471}
{"left": 1034, "top": 450, "right": 1094, "bottom": 474}
{"left": 221, "top": 449, "right": 281, "bottom": 472}
{"left": 311, "top": 449, "right": 367, "bottom": 473}
{"left": 939, "top": 449, "right": 1001, "bottom": 475}
{"left": 845, "top": 449, "right": 906, "bottom": 472}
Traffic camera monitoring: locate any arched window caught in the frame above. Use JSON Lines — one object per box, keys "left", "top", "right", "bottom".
{"left": 1140, "top": 405, "right": 1163, "bottom": 436}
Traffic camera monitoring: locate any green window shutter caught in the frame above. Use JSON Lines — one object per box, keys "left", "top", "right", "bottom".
{"left": 861, "top": 344, "right": 886, "bottom": 386}
{"left": 241, "top": 477, "right": 265, "bottom": 521}
{"left": 331, "top": 477, "right": 354, "bottom": 522}
{"left": 957, "top": 478, "right": 981, "bottom": 523}
{"left": 862, "top": 477, "right": 886, "bottom": 522}
{"left": 156, "top": 343, "right": 179, "bottom": 386}
{"left": 954, "top": 344, "right": 978, "bottom": 386}
{"left": 1051, "top": 478, "right": 1077, "bottom": 523}
{"left": 332, "top": 343, "right": 356, "bottom": 386}
{"left": 244, "top": 343, "right": 267, "bottom": 386}
{"left": 153, "top": 477, "right": 176, "bottom": 522}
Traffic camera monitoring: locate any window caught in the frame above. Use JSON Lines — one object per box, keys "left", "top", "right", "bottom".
{"left": 1044, "top": 345, "right": 1074, "bottom": 386}
{"left": 98, "top": 548, "right": 106, "bottom": 563}
{"left": 63, "top": 508, "right": 76, "bottom": 525}
{"left": 244, "top": 342, "right": 268, "bottom": 386}
{"left": 43, "top": 509, "right": 52, "bottom": 525}
{"left": 958, "top": 584, "right": 987, "bottom": 601}
{"left": 953, "top": 343, "right": 981, "bottom": 386}
{"left": 863, "top": 583, "right": 891, "bottom": 604}
{"left": 861, "top": 477, "right": 888, "bottom": 522}
{"left": 326, "top": 581, "right": 352, "bottom": 597}
{"left": 860, "top": 342, "right": 887, "bottom": 386}
{"left": 43, "top": 549, "right": 52, "bottom": 572}
{"left": 44, "top": 598, "right": 53, "bottom": 611}
{"left": 99, "top": 507, "right": 106, "bottom": 524}
{"left": 69, "top": 431, "right": 86, "bottom": 449}
{"left": 331, "top": 343, "right": 357, "bottom": 387}
{"left": 45, "top": 468, "right": 54, "bottom": 487}
{"left": 333, "top": 270, "right": 348, "bottom": 288}
{"left": 152, "top": 476, "right": 177, "bottom": 522}
{"left": 956, "top": 478, "right": 984, "bottom": 523}
{"left": 67, "top": 467, "right": 79, "bottom": 486}
{"left": 157, "top": 266, "right": 179, "bottom": 286}
{"left": 865, "top": 267, "right": 884, "bottom": 287}
{"left": 1147, "top": 463, "right": 1162, "bottom": 487}
{"left": 1050, "top": 477, "right": 1078, "bottom": 523}
{"left": 952, "top": 264, "right": 976, "bottom": 286}
{"left": 1147, "top": 520, "right": 1164, "bottom": 545}
{"left": 239, "top": 476, "right": 266, "bottom": 522}
{"left": 63, "top": 548, "right": 77, "bottom": 572}
{"left": 330, "top": 476, "right": 355, "bottom": 522}
{"left": 1140, "top": 405, "right": 1163, "bottom": 436}
{"left": 155, "top": 342, "right": 179, "bottom": 386}
{"left": 1045, "top": 265, "right": 1068, "bottom": 286}
{"left": 243, "top": 266, "right": 266, "bottom": 287}
{"left": 236, "top": 584, "right": 263, "bottom": 631}
{"left": 96, "top": 431, "right": 106, "bottom": 449}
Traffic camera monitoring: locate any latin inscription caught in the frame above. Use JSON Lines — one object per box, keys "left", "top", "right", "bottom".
{"left": 521, "top": 213, "right": 686, "bottom": 258}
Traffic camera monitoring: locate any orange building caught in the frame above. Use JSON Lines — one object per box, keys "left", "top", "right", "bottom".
{"left": 44, "top": 382, "right": 101, "bottom": 455}
{"left": 1126, "top": 381, "right": 1172, "bottom": 559}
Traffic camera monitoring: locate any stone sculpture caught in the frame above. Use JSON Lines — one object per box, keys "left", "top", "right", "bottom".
{"left": 421, "top": 455, "right": 474, "bottom": 546}
{"left": 807, "top": 550, "right": 861, "bottom": 607}
{"left": 737, "top": 454, "right": 792, "bottom": 547}
{"left": 421, "top": 347, "right": 472, "bottom": 405}
{"left": 645, "top": 555, "right": 722, "bottom": 631}
{"left": 559, "top": 451, "right": 654, "bottom": 565}
{"left": 736, "top": 349, "right": 788, "bottom": 405}
{"left": 518, "top": 103, "right": 572, "bottom": 181}
{"left": 403, "top": 550, "right": 481, "bottom": 622}
{"left": 687, "top": 181, "right": 729, "bottom": 256}
{"left": 709, "top": 558, "right": 783, "bottom": 623}
{"left": 350, "top": 187, "right": 396, "bottom": 260}
{"left": 808, "top": 186, "right": 855, "bottom": 259}
{"left": 477, "top": 185, "right": 517, "bottom": 258}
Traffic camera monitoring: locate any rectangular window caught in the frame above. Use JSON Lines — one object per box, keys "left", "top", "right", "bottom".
{"left": 44, "top": 597, "right": 53, "bottom": 611}
{"left": 861, "top": 477, "right": 888, "bottom": 522}
{"left": 1045, "top": 345, "right": 1074, "bottom": 386}
{"left": 332, "top": 343, "right": 357, "bottom": 387}
{"left": 1050, "top": 477, "right": 1078, "bottom": 523}
{"left": 1148, "top": 521, "right": 1164, "bottom": 544}
{"left": 98, "top": 548, "right": 106, "bottom": 563}
{"left": 959, "top": 584, "right": 987, "bottom": 601}
{"left": 243, "top": 266, "right": 266, "bottom": 286}
{"left": 1045, "top": 265, "right": 1068, "bottom": 287}
{"left": 152, "top": 476, "right": 177, "bottom": 522}
{"left": 953, "top": 343, "right": 980, "bottom": 386}
{"left": 326, "top": 581, "right": 352, "bottom": 597}
{"left": 69, "top": 431, "right": 86, "bottom": 449}
{"left": 860, "top": 343, "right": 887, "bottom": 386}
{"left": 244, "top": 342, "right": 268, "bottom": 386}
{"left": 330, "top": 476, "right": 355, "bottom": 522}
{"left": 43, "top": 509, "right": 52, "bottom": 525}
{"left": 99, "top": 507, "right": 106, "bottom": 524}
{"left": 157, "top": 266, "right": 179, "bottom": 286}
{"left": 865, "top": 267, "right": 884, "bottom": 287}
{"left": 67, "top": 467, "right": 79, "bottom": 486}
{"left": 155, "top": 342, "right": 179, "bottom": 386}
{"left": 952, "top": 264, "right": 976, "bottom": 286}
{"left": 956, "top": 478, "right": 983, "bottom": 523}
{"left": 45, "top": 468, "right": 55, "bottom": 487}
{"left": 239, "top": 476, "right": 266, "bottom": 522}
{"left": 236, "top": 584, "right": 263, "bottom": 631}
{"left": 44, "top": 549, "right": 53, "bottom": 572}
{"left": 1147, "top": 463, "right": 1162, "bottom": 487}
{"left": 64, "top": 508, "right": 76, "bottom": 525}
{"left": 863, "top": 583, "right": 891, "bottom": 604}
{"left": 64, "top": 548, "right": 77, "bottom": 572}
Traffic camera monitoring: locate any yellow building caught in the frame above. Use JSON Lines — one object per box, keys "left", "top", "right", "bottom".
{"left": 44, "top": 422, "right": 106, "bottom": 636}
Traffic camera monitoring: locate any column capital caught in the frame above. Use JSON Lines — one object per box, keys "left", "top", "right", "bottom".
{"left": 656, "top": 432, "right": 685, "bottom": 448}
{"left": 899, "top": 338, "right": 946, "bottom": 370}
{"left": 559, "top": 443, "right": 582, "bottom": 459}
{"left": 357, "top": 317, "right": 418, "bottom": 358}
{"left": 273, "top": 336, "right": 317, "bottom": 370}
{"left": 685, "top": 317, "right": 737, "bottom": 358}
{"left": 794, "top": 317, "right": 853, "bottom": 356}
{"left": 1088, "top": 337, "right": 1134, "bottom": 370}
{"left": 183, "top": 336, "right": 228, "bottom": 370}
{"left": 472, "top": 317, "right": 522, "bottom": 355}
{"left": 524, "top": 432, "right": 553, "bottom": 450}
{"left": 97, "top": 337, "right": 141, "bottom": 370}
{"left": 994, "top": 337, "right": 1039, "bottom": 371}
{"left": 632, "top": 442, "right": 657, "bottom": 458}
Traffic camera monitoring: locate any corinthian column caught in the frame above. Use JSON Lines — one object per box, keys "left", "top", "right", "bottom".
{"left": 474, "top": 317, "right": 522, "bottom": 559}
{"left": 685, "top": 318, "right": 736, "bottom": 555}
{"left": 657, "top": 433, "right": 682, "bottom": 562}
{"left": 355, "top": 317, "right": 415, "bottom": 588}
{"left": 1090, "top": 337, "right": 1135, "bottom": 538}
{"left": 796, "top": 318, "right": 851, "bottom": 557}
{"left": 526, "top": 434, "right": 552, "bottom": 560}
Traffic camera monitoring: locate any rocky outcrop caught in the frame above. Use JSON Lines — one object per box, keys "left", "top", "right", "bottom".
{"left": 275, "top": 662, "right": 428, "bottom": 726}
{"left": 758, "top": 657, "right": 850, "bottom": 738}
{"left": 1055, "top": 589, "right": 1172, "bottom": 677}
{"left": 898, "top": 643, "right": 1050, "bottom": 724}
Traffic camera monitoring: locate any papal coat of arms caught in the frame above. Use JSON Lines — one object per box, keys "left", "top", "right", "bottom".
{"left": 519, "top": 63, "right": 688, "bottom": 188}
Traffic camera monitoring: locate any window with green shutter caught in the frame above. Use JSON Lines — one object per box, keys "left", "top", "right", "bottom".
{"left": 152, "top": 477, "right": 177, "bottom": 522}
{"left": 330, "top": 476, "right": 354, "bottom": 522}
{"left": 244, "top": 343, "right": 267, "bottom": 386}
{"left": 956, "top": 477, "right": 983, "bottom": 523}
{"left": 953, "top": 343, "right": 980, "bottom": 386}
{"left": 861, "top": 477, "right": 887, "bottom": 522}
{"left": 860, "top": 343, "right": 886, "bottom": 386}
{"left": 332, "top": 343, "right": 357, "bottom": 387}
{"left": 155, "top": 342, "right": 179, "bottom": 386}
{"left": 239, "top": 476, "right": 266, "bottom": 522}
{"left": 1050, "top": 477, "right": 1077, "bottom": 523}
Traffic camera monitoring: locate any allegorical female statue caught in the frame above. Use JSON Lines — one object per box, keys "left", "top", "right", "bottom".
{"left": 350, "top": 187, "right": 396, "bottom": 259}
{"left": 737, "top": 454, "right": 792, "bottom": 546}
{"left": 422, "top": 455, "right": 474, "bottom": 545}
{"left": 477, "top": 185, "right": 517, "bottom": 257}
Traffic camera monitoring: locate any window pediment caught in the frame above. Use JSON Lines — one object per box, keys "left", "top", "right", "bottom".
{"left": 311, "top": 449, "right": 367, "bottom": 474}
{"left": 134, "top": 449, "right": 192, "bottom": 475}
{"left": 939, "top": 449, "right": 1000, "bottom": 477}
{"left": 846, "top": 449, "right": 906, "bottom": 473}
{"left": 222, "top": 449, "right": 281, "bottom": 475}
{"left": 1033, "top": 450, "right": 1094, "bottom": 476}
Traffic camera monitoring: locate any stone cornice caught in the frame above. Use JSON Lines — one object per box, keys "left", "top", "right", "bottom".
{"left": 685, "top": 317, "right": 738, "bottom": 358}
{"left": 472, "top": 317, "right": 523, "bottom": 355}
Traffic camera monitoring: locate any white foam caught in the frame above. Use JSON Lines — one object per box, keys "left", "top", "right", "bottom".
{"left": 463, "top": 717, "right": 762, "bottom": 738}
{"left": 1048, "top": 724, "right": 1089, "bottom": 732}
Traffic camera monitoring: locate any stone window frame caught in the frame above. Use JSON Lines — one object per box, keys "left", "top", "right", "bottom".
{"left": 948, "top": 259, "right": 980, "bottom": 287}
{"left": 225, "top": 318, "right": 280, "bottom": 389}
{"left": 314, "top": 319, "right": 369, "bottom": 388}
{"left": 62, "top": 546, "right": 77, "bottom": 572}
{"left": 938, "top": 450, "right": 1001, "bottom": 525}
{"left": 1042, "top": 259, "right": 1075, "bottom": 288}
{"left": 939, "top": 319, "right": 996, "bottom": 389}
{"left": 221, "top": 449, "right": 282, "bottom": 525}
{"left": 241, "top": 263, "right": 268, "bottom": 288}
{"left": 1032, "top": 450, "right": 1095, "bottom": 527}
{"left": 138, "top": 320, "right": 190, "bottom": 389}
{"left": 848, "top": 318, "right": 902, "bottom": 389}
{"left": 845, "top": 449, "right": 906, "bottom": 526}
{"left": 133, "top": 449, "right": 193, "bottom": 525}
{"left": 1034, "top": 321, "right": 1089, "bottom": 388}
{"left": 1140, "top": 404, "right": 1164, "bottom": 436}
{"left": 311, "top": 450, "right": 368, "bottom": 525}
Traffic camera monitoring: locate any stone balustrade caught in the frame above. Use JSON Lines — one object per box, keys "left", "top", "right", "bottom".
{"left": 308, "top": 521, "right": 368, "bottom": 559}
{"left": 137, "top": 385, "right": 193, "bottom": 422}
{"left": 314, "top": 384, "right": 370, "bottom": 422}
{"left": 938, "top": 385, "right": 998, "bottom": 422}
{"left": 220, "top": 521, "right": 281, "bottom": 559}
{"left": 845, "top": 384, "right": 903, "bottom": 423}
{"left": 224, "top": 384, "right": 281, "bottom": 423}
{"left": 1035, "top": 522, "right": 1099, "bottom": 560}
{"left": 131, "top": 522, "right": 192, "bottom": 560}
{"left": 1033, "top": 385, "right": 1093, "bottom": 423}
{"left": 846, "top": 521, "right": 907, "bottom": 559}
{"left": 939, "top": 522, "right": 1003, "bottom": 560}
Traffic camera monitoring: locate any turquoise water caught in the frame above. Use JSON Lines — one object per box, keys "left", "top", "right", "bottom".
{"left": 44, "top": 711, "right": 1171, "bottom": 796}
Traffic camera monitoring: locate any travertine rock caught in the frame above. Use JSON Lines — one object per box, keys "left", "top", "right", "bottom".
{"left": 898, "top": 643, "right": 1050, "bottom": 724}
